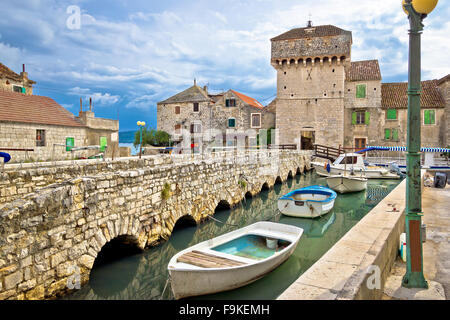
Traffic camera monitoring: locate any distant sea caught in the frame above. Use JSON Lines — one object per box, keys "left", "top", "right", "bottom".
{"left": 119, "top": 130, "right": 138, "bottom": 155}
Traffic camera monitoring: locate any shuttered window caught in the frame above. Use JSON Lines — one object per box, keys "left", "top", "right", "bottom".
{"left": 36, "top": 130, "right": 46, "bottom": 147}
{"left": 175, "top": 106, "right": 180, "bottom": 114}
{"left": 386, "top": 109, "right": 397, "bottom": 120}
{"left": 228, "top": 118, "right": 236, "bottom": 128}
{"left": 356, "top": 84, "right": 366, "bottom": 98}
{"left": 424, "top": 109, "right": 435, "bottom": 125}
{"left": 352, "top": 111, "right": 370, "bottom": 125}
{"left": 66, "top": 137, "right": 74, "bottom": 151}
{"left": 100, "top": 137, "right": 107, "bottom": 152}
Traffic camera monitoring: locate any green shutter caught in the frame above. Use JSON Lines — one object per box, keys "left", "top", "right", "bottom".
{"left": 424, "top": 110, "right": 430, "bottom": 124}
{"left": 66, "top": 137, "right": 74, "bottom": 151}
{"left": 356, "top": 84, "right": 366, "bottom": 98}
{"left": 21, "top": 87, "right": 26, "bottom": 94}
{"left": 387, "top": 109, "right": 397, "bottom": 120}
{"left": 385, "top": 129, "right": 391, "bottom": 140}
{"left": 365, "top": 111, "right": 370, "bottom": 125}
{"left": 100, "top": 136, "right": 107, "bottom": 152}
{"left": 352, "top": 112, "right": 357, "bottom": 125}
{"left": 429, "top": 110, "right": 435, "bottom": 124}
{"left": 392, "top": 129, "right": 398, "bottom": 141}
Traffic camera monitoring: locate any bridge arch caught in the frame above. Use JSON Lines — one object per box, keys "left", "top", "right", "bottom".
{"left": 275, "top": 176, "right": 283, "bottom": 185}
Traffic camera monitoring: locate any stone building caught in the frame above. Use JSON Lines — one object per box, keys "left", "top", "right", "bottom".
{"left": 0, "top": 63, "right": 35, "bottom": 95}
{"left": 0, "top": 63, "right": 120, "bottom": 162}
{"left": 271, "top": 23, "right": 450, "bottom": 150}
{"left": 157, "top": 81, "right": 275, "bottom": 149}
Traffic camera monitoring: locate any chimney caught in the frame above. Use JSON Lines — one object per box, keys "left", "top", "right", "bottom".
{"left": 203, "top": 85, "right": 208, "bottom": 93}
{"left": 20, "top": 63, "right": 28, "bottom": 81}
{"left": 80, "top": 98, "right": 83, "bottom": 112}
{"left": 89, "top": 97, "right": 92, "bottom": 111}
{"left": 194, "top": 78, "right": 197, "bottom": 86}
{"left": 23, "top": 64, "right": 25, "bottom": 73}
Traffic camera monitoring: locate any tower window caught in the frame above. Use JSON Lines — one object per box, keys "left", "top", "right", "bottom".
{"left": 36, "top": 130, "right": 46, "bottom": 147}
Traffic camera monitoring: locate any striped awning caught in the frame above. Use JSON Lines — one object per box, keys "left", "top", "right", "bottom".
{"left": 363, "top": 146, "right": 450, "bottom": 153}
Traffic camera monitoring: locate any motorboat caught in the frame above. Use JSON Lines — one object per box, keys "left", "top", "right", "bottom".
{"left": 312, "top": 153, "right": 401, "bottom": 179}
{"left": 277, "top": 185, "right": 337, "bottom": 218}
{"left": 326, "top": 174, "right": 368, "bottom": 194}
{"left": 167, "top": 221, "right": 303, "bottom": 299}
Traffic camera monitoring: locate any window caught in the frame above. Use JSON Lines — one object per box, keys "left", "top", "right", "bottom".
{"left": 190, "top": 123, "right": 202, "bottom": 134}
{"left": 66, "top": 137, "right": 74, "bottom": 151}
{"left": 386, "top": 109, "right": 397, "bottom": 120}
{"left": 193, "top": 103, "right": 199, "bottom": 112}
{"left": 341, "top": 156, "right": 358, "bottom": 165}
{"left": 356, "top": 84, "right": 366, "bottom": 98}
{"left": 175, "top": 106, "right": 180, "bottom": 114}
{"left": 354, "top": 138, "right": 366, "bottom": 151}
{"left": 13, "top": 85, "right": 25, "bottom": 93}
{"left": 424, "top": 109, "right": 435, "bottom": 125}
{"left": 228, "top": 118, "right": 236, "bottom": 128}
{"left": 352, "top": 111, "right": 370, "bottom": 125}
{"left": 225, "top": 99, "right": 236, "bottom": 107}
{"left": 251, "top": 113, "right": 261, "bottom": 128}
{"left": 36, "top": 130, "right": 46, "bottom": 147}
{"left": 100, "top": 136, "right": 107, "bottom": 152}
{"left": 385, "top": 128, "right": 399, "bottom": 141}
{"left": 175, "top": 124, "right": 181, "bottom": 134}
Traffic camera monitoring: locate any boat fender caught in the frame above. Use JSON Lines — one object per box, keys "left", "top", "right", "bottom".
{"left": 326, "top": 163, "right": 331, "bottom": 173}
{"left": 0, "top": 152, "right": 11, "bottom": 163}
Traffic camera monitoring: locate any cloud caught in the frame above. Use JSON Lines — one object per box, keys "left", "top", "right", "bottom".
{"left": 68, "top": 87, "right": 120, "bottom": 106}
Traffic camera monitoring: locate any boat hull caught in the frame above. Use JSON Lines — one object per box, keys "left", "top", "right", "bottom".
{"left": 277, "top": 198, "right": 334, "bottom": 218}
{"left": 326, "top": 175, "right": 368, "bottom": 194}
{"left": 312, "top": 162, "right": 400, "bottom": 179}
{"left": 168, "top": 222, "right": 303, "bottom": 300}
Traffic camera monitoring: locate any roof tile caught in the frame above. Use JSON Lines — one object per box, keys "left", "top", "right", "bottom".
{"left": 346, "top": 60, "right": 381, "bottom": 82}
{"left": 381, "top": 80, "right": 445, "bottom": 109}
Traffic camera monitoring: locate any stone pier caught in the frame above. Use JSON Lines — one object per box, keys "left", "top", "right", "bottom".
{"left": 0, "top": 150, "right": 310, "bottom": 300}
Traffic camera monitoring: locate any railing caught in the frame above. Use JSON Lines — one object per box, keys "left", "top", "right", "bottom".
{"left": 313, "top": 144, "right": 342, "bottom": 161}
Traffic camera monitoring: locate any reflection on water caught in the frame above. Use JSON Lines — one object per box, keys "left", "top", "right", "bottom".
{"left": 63, "top": 172, "right": 401, "bottom": 300}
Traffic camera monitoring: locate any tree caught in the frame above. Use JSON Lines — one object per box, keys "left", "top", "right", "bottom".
{"left": 134, "top": 127, "right": 170, "bottom": 147}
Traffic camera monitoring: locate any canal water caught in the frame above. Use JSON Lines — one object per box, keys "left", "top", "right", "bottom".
{"left": 63, "top": 171, "right": 401, "bottom": 300}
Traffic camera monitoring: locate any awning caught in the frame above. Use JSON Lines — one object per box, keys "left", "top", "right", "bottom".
{"left": 356, "top": 146, "right": 450, "bottom": 154}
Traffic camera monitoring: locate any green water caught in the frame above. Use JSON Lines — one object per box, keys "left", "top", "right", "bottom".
{"left": 63, "top": 172, "right": 400, "bottom": 300}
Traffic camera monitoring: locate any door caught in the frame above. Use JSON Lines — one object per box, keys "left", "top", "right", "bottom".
{"left": 301, "top": 131, "right": 315, "bottom": 150}
{"left": 354, "top": 138, "right": 366, "bottom": 152}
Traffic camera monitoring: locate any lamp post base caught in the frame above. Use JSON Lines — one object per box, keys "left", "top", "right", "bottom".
{"left": 402, "top": 273, "right": 428, "bottom": 289}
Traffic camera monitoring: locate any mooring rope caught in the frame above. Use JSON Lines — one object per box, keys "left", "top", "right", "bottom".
{"left": 160, "top": 275, "right": 171, "bottom": 300}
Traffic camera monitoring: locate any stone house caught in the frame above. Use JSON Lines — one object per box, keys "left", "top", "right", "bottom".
{"left": 157, "top": 81, "right": 275, "bottom": 149}
{"left": 0, "top": 63, "right": 120, "bottom": 162}
{"left": 0, "top": 63, "right": 35, "bottom": 95}
{"left": 270, "top": 23, "right": 450, "bottom": 150}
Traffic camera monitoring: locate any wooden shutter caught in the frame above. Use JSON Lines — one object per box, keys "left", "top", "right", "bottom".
{"left": 356, "top": 84, "right": 366, "bottom": 98}
{"left": 392, "top": 129, "right": 399, "bottom": 141}
{"left": 352, "top": 112, "right": 357, "bottom": 125}
{"left": 429, "top": 110, "right": 435, "bottom": 124}
{"left": 66, "top": 137, "right": 74, "bottom": 151}
{"left": 100, "top": 137, "right": 107, "bottom": 152}
{"left": 387, "top": 109, "right": 397, "bottom": 120}
{"left": 384, "top": 129, "right": 391, "bottom": 140}
{"left": 365, "top": 111, "right": 370, "bottom": 125}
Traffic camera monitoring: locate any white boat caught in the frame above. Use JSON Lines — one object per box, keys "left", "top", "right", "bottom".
{"left": 167, "top": 221, "right": 303, "bottom": 299}
{"left": 326, "top": 175, "right": 368, "bottom": 194}
{"left": 277, "top": 185, "right": 337, "bottom": 218}
{"left": 312, "top": 153, "right": 401, "bottom": 179}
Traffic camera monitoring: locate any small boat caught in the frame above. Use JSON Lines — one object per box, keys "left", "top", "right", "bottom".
{"left": 311, "top": 153, "right": 401, "bottom": 179}
{"left": 168, "top": 221, "right": 303, "bottom": 299}
{"left": 326, "top": 174, "right": 368, "bottom": 194}
{"left": 277, "top": 185, "right": 337, "bottom": 218}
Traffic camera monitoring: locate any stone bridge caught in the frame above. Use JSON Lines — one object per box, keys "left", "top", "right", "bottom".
{"left": 0, "top": 150, "right": 310, "bottom": 300}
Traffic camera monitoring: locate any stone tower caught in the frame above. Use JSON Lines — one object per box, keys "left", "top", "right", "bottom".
{"left": 271, "top": 23, "right": 352, "bottom": 149}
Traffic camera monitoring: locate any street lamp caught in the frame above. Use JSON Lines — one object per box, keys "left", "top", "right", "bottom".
{"left": 137, "top": 121, "right": 146, "bottom": 159}
{"left": 401, "top": 0, "right": 438, "bottom": 289}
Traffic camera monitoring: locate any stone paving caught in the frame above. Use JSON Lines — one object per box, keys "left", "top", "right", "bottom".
{"left": 383, "top": 183, "right": 449, "bottom": 300}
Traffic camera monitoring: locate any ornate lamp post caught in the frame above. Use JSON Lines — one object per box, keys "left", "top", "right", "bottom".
{"left": 137, "top": 121, "right": 146, "bottom": 159}
{"left": 401, "top": 0, "right": 438, "bottom": 289}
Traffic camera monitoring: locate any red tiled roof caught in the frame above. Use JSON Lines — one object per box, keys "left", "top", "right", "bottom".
{"left": 0, "top": 91, "right": 85, "bottom": 127}
{"left": 0, "top": 62, "right": 22, "bottom": 81}
{"left": 231, "top": 90, "right": 264, "bottom": 109}
{"left": 381, "top": 80, "right": 445, "bottom": 109}
{"left": 437, "top": 74, "right": 450, "bottom": 85}
{"left": 346, "top": 60, "right": 381, "bottom": 82}
{"left": 271, "top": 25, "right": 351, "bottom": 41}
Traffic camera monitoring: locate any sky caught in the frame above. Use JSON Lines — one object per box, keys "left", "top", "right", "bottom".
{"left": 0, "top": 0, "right": 449, "bottom": 131}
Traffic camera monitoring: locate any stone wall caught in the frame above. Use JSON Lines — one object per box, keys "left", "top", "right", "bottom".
{"left": 0, "top": 150, "right": 310, "bottom": 300}
{"left": 274, "top": 61, "right": 346, "bottom": 147}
